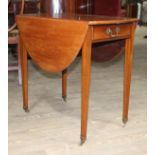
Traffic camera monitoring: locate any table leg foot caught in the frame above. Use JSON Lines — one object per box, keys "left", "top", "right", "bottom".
{"left": 23, "top": 106, "right": 29, "bottom": 112}
{"left": 80, "top": 137, "right": 86, "bottom": 145}
{"left": 122, "top": 117, "right": 128, "bottom": 124}
{"left": 62, "top": 96, "right": 67, "bottom": 102}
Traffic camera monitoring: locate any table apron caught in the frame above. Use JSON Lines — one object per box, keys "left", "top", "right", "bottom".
{"left": 92, "top": 24, "right": 131, "bottom": 42}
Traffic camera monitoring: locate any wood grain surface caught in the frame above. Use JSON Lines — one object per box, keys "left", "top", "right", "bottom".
{"left": 16, "top": 15, "right": 88, "bottom": 73}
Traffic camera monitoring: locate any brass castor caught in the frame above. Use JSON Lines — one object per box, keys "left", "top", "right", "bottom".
{"left": 122, "top": 117, "right": 128, "bottom": 124}
{"left": 62, "top": 96, "right": 67, "bottom": 102}
{"left": 23, "top": 106, "right": 29, "bottom": 112}
{"left": 80, "top": 137, "right": 86, "bottom": 145}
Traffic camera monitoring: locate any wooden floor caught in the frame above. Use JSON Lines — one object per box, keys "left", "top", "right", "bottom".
{"left": 9, "top": 26, "right": 146, "bottom": 155}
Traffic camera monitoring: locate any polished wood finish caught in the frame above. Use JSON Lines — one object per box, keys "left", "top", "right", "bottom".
{"left": 16, "top": 15, "right": 88, "bottom": 111}
{"left": 81, "top": 27, "right": 92, "bottom": 144}
{"left": 33, "top": 0, "right": 128, "bottom": 62}
{"left": 123, "top": 23, "right": 136, "bottom": 123}
{"left": 16, "top": 16, "right": 88, "bottom": 73}
{"left": 16, "top": 14, "right": 138, "bottom": 143}
{"left": 40, "top": 0, "right": 92, "bottom": 15}
{"left": 20, "top": 36, "right": 29, "bottom": 112}
{"left": 93, "top": 24, "right": 131, "bottom": 42}
{"left": 38, "top": 0, "right": 128, "bottom": 62}
{"left": 66, "top": 0, "right": 75, "bottom": 14}
{"left": 126, "top": 3, "right": 138, "bottom": 18}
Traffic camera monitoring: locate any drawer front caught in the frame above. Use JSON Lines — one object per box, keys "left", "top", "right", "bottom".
{"left": 93, "top": 24, "right": 131, "bottom": 41}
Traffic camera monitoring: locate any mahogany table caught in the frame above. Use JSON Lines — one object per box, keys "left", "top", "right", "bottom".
{"left": 16, "top": 14, "right": 138, "bottom": 144}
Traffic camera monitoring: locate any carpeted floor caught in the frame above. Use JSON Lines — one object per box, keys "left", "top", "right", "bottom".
{"left": 8, "top": 26, "right": 147, "bottom": 155}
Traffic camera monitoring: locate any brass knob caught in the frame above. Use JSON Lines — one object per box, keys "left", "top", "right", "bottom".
{"left": 115, "top": 27, "right": 120, "bottom": 35}
{"left": 106, "top": 28, "right": 116, "bottom": 37}
{"left": 106, "top": 28, "right": 112, "bottom": 35}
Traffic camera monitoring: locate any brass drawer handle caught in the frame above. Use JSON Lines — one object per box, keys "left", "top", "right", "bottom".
{"left": 115, "top": 27, "right": 120, "bottom": 35}
{"left": 106, "top": 28, "right": 112, "bottom": 35}
{"left": 106, "top": 27, "right": 121, "bottom": 37}
{"left": 106, "top": 28, "right": 116, "bottom": 37}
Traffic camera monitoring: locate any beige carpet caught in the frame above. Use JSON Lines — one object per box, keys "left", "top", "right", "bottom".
{"left": 8, "top": 26, "right": 147, "bottom": 155}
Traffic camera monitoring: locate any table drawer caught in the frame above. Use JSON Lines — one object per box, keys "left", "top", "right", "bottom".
{"left": 93, "top": 24, "right": 131, "bottom": 41}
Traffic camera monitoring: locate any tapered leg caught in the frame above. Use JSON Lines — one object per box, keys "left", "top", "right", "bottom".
{"left": 62, "top": 69, "right": 67, "bottom": 102}
{"left": 20, "top": 38, "right": 29, "bottom": 112}
{"left": 81, "top": 28, "right": 92, "bottom": 144}
{"left": 123, "top": 34, "right": 134, "bottom": 124}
